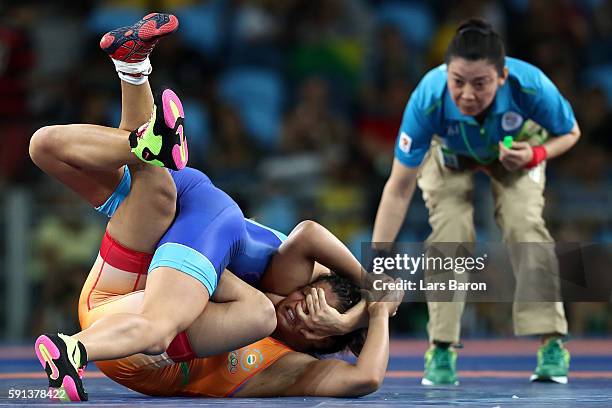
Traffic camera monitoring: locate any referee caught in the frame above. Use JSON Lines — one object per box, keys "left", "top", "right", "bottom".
{"left": 372, "top": 19, "right": 580, "bottom": 386}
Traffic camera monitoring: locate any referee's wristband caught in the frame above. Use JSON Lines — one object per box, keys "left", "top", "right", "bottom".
{"left": 525, "top": 145, "right": 547, "bottom": 168}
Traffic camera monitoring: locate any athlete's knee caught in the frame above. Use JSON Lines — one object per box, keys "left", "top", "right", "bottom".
{"left": 121, "top": 315, "right": 161, "bottom": 353}
{"left": 29, "top": 126, "right": 61, "bottom": 166}
{"left": 131, "top": 164, "right": 177, "bottom": 220}
{"left": 160, "top": 174, "right": 176, "bottom": 208}
{"left": 150, "top": 178, "right": 176, "bottom": 221}
{"left": 144, "top": 334, "right": 175, "bottom": 355}
{"left": 132, "top": 315, "right": 177, "bottom": 355}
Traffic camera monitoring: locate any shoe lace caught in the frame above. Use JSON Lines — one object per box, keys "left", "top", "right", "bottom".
{"left": 135, "top": 110, "right": 154, "bottom": 138}
{"left": 136, "top": 123, "right": 148, "bottom": 138}
{"left": 433, "top": 348, "right": 452, "bottom": 369}
{"left": 134, "top": 41, "right": 157, "bottom": 57}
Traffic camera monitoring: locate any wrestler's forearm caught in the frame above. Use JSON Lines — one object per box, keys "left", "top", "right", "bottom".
{"left": 354, "top": 306, "right": 389, "bottom": 386}
{"left": 284, "top": 306, "right": 390, "bottom": 397}
{"left": 342, "top": 299, "right": 369, "bottom": 331}
{"left": 300, "top": 221, "right": 365, "bottom": 285}
{"left": 542, "top": 122, "right": 581, "bottom": 160}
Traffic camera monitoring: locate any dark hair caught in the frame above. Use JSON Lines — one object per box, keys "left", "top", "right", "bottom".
{"left": 444, "top": 18, "right": 505, "bottom": 75}
{"left": 308, "top": 274, "right": 364, "bottom": 356}
{"left": 314, "top": 274, "right": 361, "bottom": 313}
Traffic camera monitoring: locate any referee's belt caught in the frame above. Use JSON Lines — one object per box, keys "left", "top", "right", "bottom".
{"left": 438, "top": 146, "right": 496, "bottom": 171}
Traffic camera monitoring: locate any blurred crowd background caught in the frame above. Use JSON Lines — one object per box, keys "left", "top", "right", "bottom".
{"left": 1, "top": 0, "right": 611, "bottom": 341}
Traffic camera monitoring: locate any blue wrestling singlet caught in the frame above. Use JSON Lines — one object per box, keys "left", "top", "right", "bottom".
{"left": 96, "top": 167, "right": 287, "bottom": 295}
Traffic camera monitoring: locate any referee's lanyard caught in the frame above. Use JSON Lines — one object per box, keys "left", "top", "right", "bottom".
{"left": 459, "top": 121, "right": 496, "bottom": 165}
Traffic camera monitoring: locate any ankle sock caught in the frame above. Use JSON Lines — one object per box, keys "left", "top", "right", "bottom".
{"left": 112, "top": 57, "right": 152, "bottom": 85}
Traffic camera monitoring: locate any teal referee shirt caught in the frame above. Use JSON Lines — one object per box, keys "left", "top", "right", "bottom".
{"left": 394, "top": 57, "right": 576, "bottom": 167}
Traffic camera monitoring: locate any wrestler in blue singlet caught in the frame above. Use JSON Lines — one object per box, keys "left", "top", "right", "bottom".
{"left": 96, "top": 167, "right": 286, "bottom": 296}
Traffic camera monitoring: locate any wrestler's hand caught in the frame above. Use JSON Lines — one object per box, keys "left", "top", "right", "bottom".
{"left": 366, "top": 278, "right": 405, "bottom": 317}
{"left": 498, "top": 141, "right": 532, "bottom": 171}
{"left": 296, "top": 287, "right": 348, "bottom": 340}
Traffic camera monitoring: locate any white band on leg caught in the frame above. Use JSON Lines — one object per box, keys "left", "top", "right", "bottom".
{"left": 112, "top": 57, "right": 152, "bottom": 85}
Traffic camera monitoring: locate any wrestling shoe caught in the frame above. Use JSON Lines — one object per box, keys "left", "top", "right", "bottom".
{"left": 530, "top": 338, "right": 570, "bottom": 384}
{"left": 129, "top": 88, "right": 188, "bottom": 170}
{"left": 34, "top": 333, "right": 88, "bottom": 402}
{"left": 100, "top": 12, "right": 178, "bottom": 63}
{"left": 422, "top": 345, "right": 459, "bottom": 386}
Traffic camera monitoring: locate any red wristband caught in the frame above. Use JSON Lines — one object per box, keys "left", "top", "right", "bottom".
{"left": 525, "top": 145, "right": 547, "bottom": 168}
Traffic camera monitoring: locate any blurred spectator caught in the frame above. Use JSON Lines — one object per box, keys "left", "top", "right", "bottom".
{"left": 218, "top": 66, "right": 285, "bottom": 147}
{"left": 428, "top": 0, "right": 505, "bottom": 67}
{"left": 280, "top": 76, "right": 350, "bottom": 156}
{"left": 365, "top": 25, "right": 422, "bottom": 89}
{"left": 226, "top": 0, "right": 294, "bottom": 69}
{"left": 207, "top": 103, "right": 260, "bottom": 177}
{"left": 287, "top": 0, "right": 372, "bottom": 110}
{"left": 0, "top": 4, "right": 35, "bottom": 186}
{"left": 29, "top": 189, "right": 104, "bottom": 335}
{"left": 358, "top": 77, "right": 412, "bottom": 177}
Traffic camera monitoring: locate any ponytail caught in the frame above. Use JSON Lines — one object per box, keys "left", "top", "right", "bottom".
{"left": 445, "top": 18, "right": 505, "bottom": 75}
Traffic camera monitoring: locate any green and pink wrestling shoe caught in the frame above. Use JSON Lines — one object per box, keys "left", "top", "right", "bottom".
{"left": 34, "top": 333, "right": 88, "bottom": 402}
{"left": 129, "top": 88, "right": 188, "bottom": 170}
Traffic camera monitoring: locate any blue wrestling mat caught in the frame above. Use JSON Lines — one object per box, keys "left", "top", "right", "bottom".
{"left": 1, "top": 339, "right": 611, "bottom": 407}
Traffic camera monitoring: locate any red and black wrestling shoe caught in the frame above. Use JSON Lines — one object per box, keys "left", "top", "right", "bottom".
{"left": 99, "top": 13, "right": 178, "bottom": 63}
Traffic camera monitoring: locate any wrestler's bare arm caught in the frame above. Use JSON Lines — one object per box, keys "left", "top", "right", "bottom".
{"left": 234, "top": 305, "right": 392, "bottom": 397}
{"left": 259, "top": 220, "right": 369, "bottom": 333}
{"left": 260, "top": 220, "right": 365, "bottom": 294}
{"left": 235, "top": 288, "right": 403, "bottom": 398}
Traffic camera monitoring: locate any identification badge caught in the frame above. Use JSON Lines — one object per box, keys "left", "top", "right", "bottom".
{"left": 438, "top": 145, "right": 459, "bottom": 169}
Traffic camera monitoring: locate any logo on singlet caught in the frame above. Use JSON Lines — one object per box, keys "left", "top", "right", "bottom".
{"left": 239, "top": 348, "right": 264, "bottom": 372}
{"left": 227, "top": 351, "right": 239, "bottom": 374}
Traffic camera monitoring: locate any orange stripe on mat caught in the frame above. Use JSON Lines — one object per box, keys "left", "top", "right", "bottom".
{"left": 3, "top": 370, "right": 612, "bottom": 380}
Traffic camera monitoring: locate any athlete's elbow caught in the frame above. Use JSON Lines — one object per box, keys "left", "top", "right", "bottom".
{"left": 347, "top": 375, "right": 383, "bottom": 397}
{"left": 361, "top": 373, "right": 384, "bottom": 394}
{"left": 288, "top": 220, "right": 321, "bottom": 251}
{"left": 294, "top": 220, "right": 321, "bottom": 237}
{"left": 571, "top": 125, "right": 581, "bottom": 142}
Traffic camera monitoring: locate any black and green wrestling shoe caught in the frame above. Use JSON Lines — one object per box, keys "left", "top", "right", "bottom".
{"left": 34, "top": 333, "right": 88, "bottom": 401}
{"left": 129, "top": 88, "right": 188, "bottom": 170}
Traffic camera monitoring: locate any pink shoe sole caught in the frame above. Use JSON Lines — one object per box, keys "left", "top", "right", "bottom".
{"left": 34, "top": 336, "right": 82, "bottom": 402}
{"left": 161, "top": 89, "right": 188, "bottom": 170}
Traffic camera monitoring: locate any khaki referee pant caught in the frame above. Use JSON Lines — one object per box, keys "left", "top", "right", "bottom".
{"left": 417, "top": 138, "right": 568, "bottom": 343}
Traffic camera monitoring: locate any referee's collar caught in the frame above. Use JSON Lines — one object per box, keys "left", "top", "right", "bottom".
{"left": 444, "top": 82, "right": 512, "bottom": 123}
